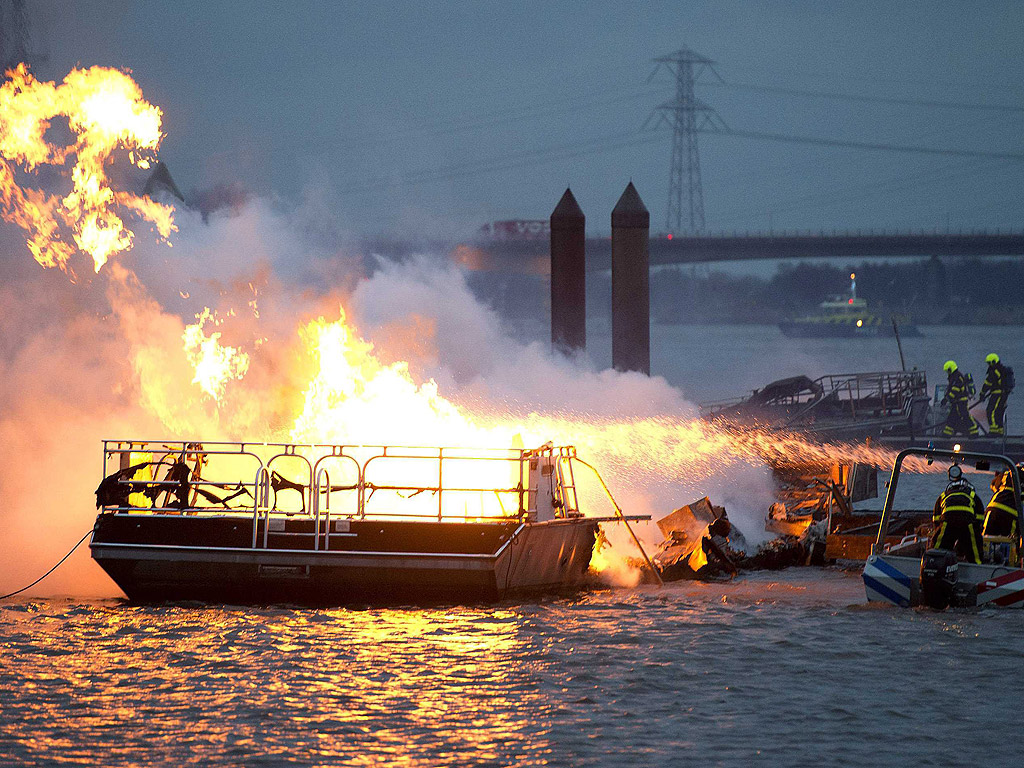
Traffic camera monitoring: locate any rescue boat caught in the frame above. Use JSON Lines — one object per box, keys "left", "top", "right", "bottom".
{"left": 862, "top": 447, "right": 1024, "bottom": 609}
{"left": 778, "top": 273, "right": 920, "bottom": 338}
{"left": 90, "top": 440, "right": 648, "bottom": 606}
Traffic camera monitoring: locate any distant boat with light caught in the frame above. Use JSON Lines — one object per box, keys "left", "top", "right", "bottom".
{"left": 779, "top": 273, "right": 920, "bottom": 338}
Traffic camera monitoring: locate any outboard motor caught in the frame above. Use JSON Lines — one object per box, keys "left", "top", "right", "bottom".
{"left": 920, "top": 549, "right": 959, "bottom": 610}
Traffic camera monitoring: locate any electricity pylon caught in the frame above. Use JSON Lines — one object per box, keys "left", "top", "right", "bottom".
{"left": 645, "top": 46, "right": 727, "bottom": 234}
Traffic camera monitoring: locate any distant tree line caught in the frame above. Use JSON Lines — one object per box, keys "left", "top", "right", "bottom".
{"left": 587, "top": 258, "right": 1024, "bottom": 325}
{"left": 465, "top": 258, "right": 1024, "bottom": 335}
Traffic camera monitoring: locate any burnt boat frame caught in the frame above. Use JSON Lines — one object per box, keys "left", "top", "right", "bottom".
{"left": 90, "top": 440, "right": 646, "bottom": 605}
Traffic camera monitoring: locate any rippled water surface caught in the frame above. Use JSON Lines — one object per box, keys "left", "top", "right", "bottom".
{"left": 2, "top": 570, "right": 1021, "bottom": 767}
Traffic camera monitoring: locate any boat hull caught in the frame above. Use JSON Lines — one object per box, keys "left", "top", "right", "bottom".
{"left": 90, "top": 514, "right": 599, "bottom": 606}
{"left": 863, "top": 554, "right": 1024, "bottom": 608}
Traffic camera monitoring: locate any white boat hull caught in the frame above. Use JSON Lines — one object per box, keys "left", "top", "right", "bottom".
{"left": 864, "top": 554, "right": 1024, "bottom": 608}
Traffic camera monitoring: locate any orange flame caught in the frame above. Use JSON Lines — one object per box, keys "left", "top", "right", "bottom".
{"left": 289, "top": 308, "right": 514, "bottom": 448}
{"left": 0, "top": 64, "right": 175, "bottom": 273}
{"left": 182, "top": 308, "right": 250, "bottom": 400}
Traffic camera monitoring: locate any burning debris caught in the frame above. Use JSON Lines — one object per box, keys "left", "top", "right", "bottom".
{"left": 636, "top": 487, "right": 843, "bottom": 583}
{"left": 648, "top": 497, "right": 743, "bottom": 581}
{"left": 766, "top": 459, "right": 877, "bottom": 536}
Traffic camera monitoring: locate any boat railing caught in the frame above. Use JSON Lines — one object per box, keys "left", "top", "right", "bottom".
{"left": 312, "top": 467, "right": 332, "bottom": 551}
{"left": 102, "top": 440, "right": 267, "bottom": 516}
{"left": 100, "top": 439, "right": 579, "bottom": 528}
{"left": 252, "top": 466, "right": 272, "bottom": 548}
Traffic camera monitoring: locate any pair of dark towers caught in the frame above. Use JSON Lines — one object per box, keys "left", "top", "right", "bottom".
{"left": 550, "top": 183, "right": 650, "bottom": 375}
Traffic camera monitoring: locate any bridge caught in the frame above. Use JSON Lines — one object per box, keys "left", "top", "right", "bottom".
{"left": 449, "top": 229, "right": 1024, "bottom": 273}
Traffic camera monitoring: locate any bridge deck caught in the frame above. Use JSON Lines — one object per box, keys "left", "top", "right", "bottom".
{"left": 445, "top": 231, "right": 1024, "bottom": 272}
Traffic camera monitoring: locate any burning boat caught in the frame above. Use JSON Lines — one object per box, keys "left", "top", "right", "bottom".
{"left": 701, "top": 370, "right": 930, "bottom": 441}
{"left": 863, "top": 447, "right": 1024, "bottom": 609}
{"left": 91, "top": 440, "right": 648, "bottom": 605}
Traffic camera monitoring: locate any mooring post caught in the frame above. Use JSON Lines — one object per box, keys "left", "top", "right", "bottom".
{"left": 550, "top": 187, "right": 586, "bottom": 355}
{"left": 611, "top": 182, "right": 650, "bottom": 375}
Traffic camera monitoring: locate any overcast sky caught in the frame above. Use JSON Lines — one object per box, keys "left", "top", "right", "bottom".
{"left": 23, "top": 1, "right": 1024, "bottom": 238}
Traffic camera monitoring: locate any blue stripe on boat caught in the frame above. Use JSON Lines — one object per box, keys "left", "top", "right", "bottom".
{"left": 869, "top": 556, "right": 913, "bottom": 587}
{"left": 863, "top": 573, "right": 910, "bottom": 606}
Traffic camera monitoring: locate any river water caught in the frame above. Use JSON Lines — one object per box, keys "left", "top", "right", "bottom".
{"left": 3, "top": 324, "right": 1022, "bottom": 766}
{"left": 2, "top": 570, "right": 1020, "bottom": 767}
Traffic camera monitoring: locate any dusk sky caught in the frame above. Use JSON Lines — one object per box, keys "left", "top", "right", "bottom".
{"left": 25, "top": 1, "right": 1024, "bottom": 238}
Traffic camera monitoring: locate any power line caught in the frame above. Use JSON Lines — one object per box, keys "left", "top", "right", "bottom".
{"left": 336, "top": 131, "right": 663, "bottom": 197}
{"left": 717, "top": 62, "right": 1024, "bottom": 100}
{"left": 713, "top": 157, "right": 1015, "bottom": 228}
{"left": 707, "top": 110, "right": 1004, "bottom": 189}
{"left": 345, "top": 86, "right": 660, "bottom": 151}
{"left": 708, "top": 79, "right": 1024, "bottom": 113}
{"left": 703, "top": 127, "right": 1024, "bottom": 161}
{"left": 334, "top": 118, "right": 1023, "bottom": 202}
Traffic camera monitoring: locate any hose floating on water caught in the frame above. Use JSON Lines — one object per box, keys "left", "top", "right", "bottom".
{"left": 0, "top": 529, "right": 94, "bottom": 600}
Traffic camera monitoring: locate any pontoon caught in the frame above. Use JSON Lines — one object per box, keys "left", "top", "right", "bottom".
{"left": 90, "top": 440, "right": 647, "bottom": 605}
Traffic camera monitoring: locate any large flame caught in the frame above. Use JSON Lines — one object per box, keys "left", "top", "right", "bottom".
{"left": 0, "top": 64, "right": 175, "bottom": 273}
{"left": 289, "top": 309, "right": 511, "bottom": 447}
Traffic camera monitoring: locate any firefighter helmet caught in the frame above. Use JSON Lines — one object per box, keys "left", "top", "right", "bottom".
{"left": 986, "top": 353, "right": 999, "bottom": 364}
{"left": 943, "top": 360, "right": 958, "bottom": 374}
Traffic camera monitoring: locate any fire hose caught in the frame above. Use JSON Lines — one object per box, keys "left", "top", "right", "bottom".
{"left": 0, "top": 529, "right": 94, "bottom": 600}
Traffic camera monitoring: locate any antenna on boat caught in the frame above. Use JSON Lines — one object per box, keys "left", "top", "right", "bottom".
{"left": 891, "top": 315, "right": 906, "bottom": 372}
{"left": 849, "top": 272, "right": 856, "bottom": 303}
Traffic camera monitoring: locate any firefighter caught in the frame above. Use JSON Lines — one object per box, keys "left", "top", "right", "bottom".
{"left": 979, "top": 353, "right": 1010, "bottom": 435}
{"left": 931, "top": 466, "right": 985, "bottom": 564}
{"left": 941, "top": 360, "right": 979, "bottom": 437}
{"left": 983, "top": 469, "right": 1020, "bottom": 540}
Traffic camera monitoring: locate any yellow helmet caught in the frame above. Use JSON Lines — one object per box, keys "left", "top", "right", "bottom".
{"left": 986, "top": 353, "right": 999, "bottom": 364}
{"left": 943, "top": 360, "right": 957, "bottom": 374}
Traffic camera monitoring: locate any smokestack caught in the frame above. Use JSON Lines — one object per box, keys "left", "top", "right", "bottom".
{"left": 550, "top": 187, "right": 586, "bottom": 354}
{"left": 611, "top": 182, "right": 650, "bottom": 375}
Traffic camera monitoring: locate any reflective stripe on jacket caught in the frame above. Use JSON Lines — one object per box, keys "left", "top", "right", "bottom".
{"left": 933, "top": 487, "right": 983, "bottom": 523}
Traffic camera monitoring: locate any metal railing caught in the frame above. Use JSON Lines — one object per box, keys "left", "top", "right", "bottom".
{"left": 99, "top": 439, "right": 582, "bottom": 538}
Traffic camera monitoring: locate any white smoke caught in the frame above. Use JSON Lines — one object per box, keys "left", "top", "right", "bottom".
{"left": 348, "top": 255, "right": 775, "bottom": 546}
